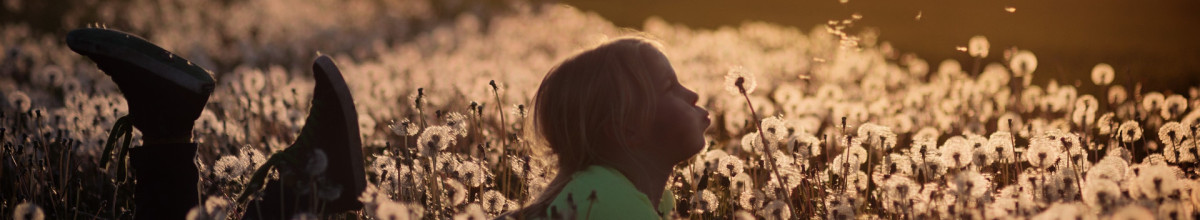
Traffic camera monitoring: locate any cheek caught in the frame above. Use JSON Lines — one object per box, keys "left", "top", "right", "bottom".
{"left": 653, "top": 102, "right": 705, "bottom": 147}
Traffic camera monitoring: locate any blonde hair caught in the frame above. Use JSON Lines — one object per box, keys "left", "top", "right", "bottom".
{"left": 507, "top": 37, "right": 666, "bottom": 218}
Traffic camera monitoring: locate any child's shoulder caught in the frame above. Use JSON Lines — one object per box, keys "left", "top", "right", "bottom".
{"left": 546, "top": 165, "right": 665, "bottom": 219}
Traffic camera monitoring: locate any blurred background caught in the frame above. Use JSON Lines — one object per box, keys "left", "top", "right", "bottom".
{"left": 564, "top": 0, "right": 1200, "bottom": 95}
{"left": 4, "top": 0, "right": 1198, "bottom": 93}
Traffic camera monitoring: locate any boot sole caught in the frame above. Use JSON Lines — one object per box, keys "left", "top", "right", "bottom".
{"left": 65, "top": 28, "right": 215, "bottom": 95}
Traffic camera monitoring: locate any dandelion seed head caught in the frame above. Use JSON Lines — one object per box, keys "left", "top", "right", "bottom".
{"left": 32, "top": 65, "right": 64, "bottom": 88}
{"left": 733, "top": 211, "right": 755, "bottom": 220}
{"left": 239, "top": 147, "right": 266, "bottom": 175}
{"left": 883, "top": 175, "right": 917, "bottom": 202}
{"left": 1161, "top": 95, "right": 1188, "bottom": 119}
{"left": 1118, "top": 120, "right": 1143, "bottom": 143}
{"left": 1082, "top": 178, "right": 1120, "bottom": 210}
{"left": 443, "top": 112, "right": 469, "bottom": 137}
{"left": 951, "top": 171, "right": 990, "bottom": 198}
{"left": 724, "top": 108, "right": 750, "bottom": 135}
{"left": 740, "top": 131, "right": 765, "bottom": 153}
{"left": 760, "top": 200, "right": 792, "bottom": 220}
{"left": 1033, "top": 203, "right": 1090, "bottom": 220}
{"left": 1135, "top": 165, "right": 1178, "bottom": 199}
{"left": 940, "top": 137, "right": 974, "bottom": 168}
{"left": 370, "top": 154, "right": 397, "bottom": 181}
{"left": 455, "top": 161, "right": 488, "bottom": 188}
{"left": 481, "top": 190, "right": 516, "bottom": 215}
{"left": 1025, "top": 139, "right": 1062, "bottom": 169}
{"left": 214, "top": 155, "right": 247, "bottom": 182}
{"left": 203, "top": 196, "right": 231, "bottom": 220}
{"left": 452, "top": 203, "right": 486, "bottom": 220}
{"left": 1108, "top": 85, "right": 1128, "bottom": 105}
{"left": 1158, "top": 122, "right": 1189, "bottom": 148}
{"left": 717, "top": 155, "right": 745, "bottom": 177}
{"left": 988, "top": 131, "right": 1017, "bottom": 162}
{"left": 692, "top": 189, "right": 718, "bottom": 214}
{"left": 417, "top": 126, "right": 456, "bottom": 156}
{"left": 788, "top": 133, "right": 822, "bottom": 158}
{"left": 847, "top": 144, "right": 869, "bottom": 164}
{"left": 6, "top": 91, "right": 32, "bottom": 112}
{"left": 1142, "top": 92, "right": 1165, "bottom": 113}
{"left": 761, "top": 116, "right": 789, "bottom": 142}
{"left": 1091, "top": 63, "right": 1115, "bottom": 86}
{"left": 730, "top": 172, "right": 753, "bottom": 194}
{"left": 772, "top": 84, "right": 805, "bottom": 105}
{"left": 389, "top": 118, "right": 419, "bottom": 136}
{"left": 373, "top": 200, "right": 423, "bottom": 220}
{"left": 1110, "top": 205, "right": 1154, "bottom": 220}
{"left": 13, "top": 202, "right": 44, "bottom": 220}
{"left": 738, "top": 190, "right": 766, "bottom": 210}
{"left": 968, "top": 35, "right": 989, "bottom": 58}
{"left": 441, "top": 178, "right": 468, "bottom": 206}
{"left": 725, "top": 66, "right": 757, "bottom": 95}
{"left": 1009, "top": 50, "right": 1038, "bottom": 78}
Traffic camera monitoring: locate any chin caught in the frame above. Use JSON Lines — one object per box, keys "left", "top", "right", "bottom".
{"left": 684, "top": 139, "right": 705, "bottom": 155}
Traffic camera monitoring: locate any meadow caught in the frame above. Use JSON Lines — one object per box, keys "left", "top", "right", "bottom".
{"left": 2, "top": 0, "right": 1199, "bottom": 219}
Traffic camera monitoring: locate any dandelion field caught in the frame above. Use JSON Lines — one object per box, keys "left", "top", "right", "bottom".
{"left": 3, "top": 0, "right": 1200, "bottom": 219}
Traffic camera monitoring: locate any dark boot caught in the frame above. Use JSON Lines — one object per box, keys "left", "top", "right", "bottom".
{"left": 66, "top": 27, "right": 214, "bottom": 219}
{"left": 244, "top": 55, "right": 365, "bottom": 219}
{"left": 65, "top": 28, "right": 214, "bottom": 140}
{"left": 129, "top": 143, "right": 201, "bottom": 219}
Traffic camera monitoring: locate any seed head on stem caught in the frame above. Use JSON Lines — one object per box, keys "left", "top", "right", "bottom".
{"left": 725, "top": 66, "right": 796, "bottom": 216}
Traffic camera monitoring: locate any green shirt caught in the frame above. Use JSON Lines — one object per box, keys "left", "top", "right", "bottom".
{"left": 545, "top": 165, "right": 675, "bottom": 219}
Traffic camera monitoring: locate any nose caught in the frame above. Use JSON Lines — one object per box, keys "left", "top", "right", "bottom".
{"left": 686, "top": 89, "right": 700, "bottom": 105}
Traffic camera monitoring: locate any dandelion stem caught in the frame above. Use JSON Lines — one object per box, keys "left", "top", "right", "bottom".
{"left": 737, "top": 88, "right": 796, "bottom": 217}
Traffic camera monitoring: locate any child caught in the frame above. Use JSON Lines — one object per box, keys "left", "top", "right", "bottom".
{"left": 509, "top": 37, "right": 711, "bottom": 219}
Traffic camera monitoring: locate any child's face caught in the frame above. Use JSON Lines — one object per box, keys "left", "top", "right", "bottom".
{"left": 642, "top": 49, "right": 710, "bottom": 162}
